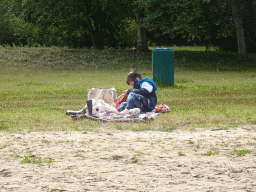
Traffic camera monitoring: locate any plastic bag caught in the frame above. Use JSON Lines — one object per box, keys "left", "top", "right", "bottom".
{"left": 152, "top": 104, "right": 170, "bottom": 113}
{"left": 86, "top": 99, "right": 118, "bottom": 114}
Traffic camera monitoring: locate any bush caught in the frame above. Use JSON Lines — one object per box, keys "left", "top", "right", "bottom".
{"left": 0, "top": 10, "right": 34, "bottom": 47}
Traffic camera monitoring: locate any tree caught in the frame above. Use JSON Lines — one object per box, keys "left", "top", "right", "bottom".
{"left": 137, "top": 0, "right": 256, "bottom": 61}
{"left": 14, "top": 0, "right": 137, "bottom": 48}
{"left": 230, "top": 0, "right": 248, "bottom": 61}
{"left": 85, "top": 5, "right": 107, "bottom": 49}
{"left": 137, "top": 0, "right": 235, "bottom": 44}
{"left": 136, "top": 6, "right": 149, "bottom": 52}
{"left": 0, "top": 0, "right": 33, "bottom": 46}
{"left": 229, "top": 0, "right": 256, "bottom": 61}
{"left": 242, "top": 0, "right": 256, "bottom": 53}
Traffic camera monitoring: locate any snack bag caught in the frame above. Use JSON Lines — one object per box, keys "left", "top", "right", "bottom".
{"left": 153, "top": 104, "right": 170, "bottom": 113}
{"left": 114, "top": 94, "right": 127, "bottom": 109}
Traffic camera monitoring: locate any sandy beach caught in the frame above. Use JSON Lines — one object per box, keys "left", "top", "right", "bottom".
{"left": 1, "top": 124, "right": 256, "bottom": 192}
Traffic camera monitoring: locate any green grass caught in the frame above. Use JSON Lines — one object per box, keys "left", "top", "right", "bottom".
{"left": 177, "top": 151, "right": 185, "bottom": 156}
{"left": 0, "top": 45, "right": 256, "bottom": 132}
{"left": 19, "top": 155, "right": 53, "bottom": 165}
{"left": 135, "top": 150, "right": 142, "bottom": 156}
{"left": 131, "top": 157, "right": 139, "bottom": 163}
{"left": 228, "top": 149, "right": 252, "bottom": 156}
{"left": 201, "top": 151, "right": 219, "bottom": 156}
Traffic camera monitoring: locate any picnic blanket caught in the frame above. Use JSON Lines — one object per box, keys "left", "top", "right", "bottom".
{"left": 70, "top": 104, "right": 170, "bottom": 122}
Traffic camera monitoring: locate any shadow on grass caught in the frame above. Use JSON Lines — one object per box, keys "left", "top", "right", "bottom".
{"left": 0, "top": 122, "right": 8, "bottom": 131}
{"left": 131, "top": 48, "right": 256, "bottom": 72}
{"left": 1, "top": 45, "right": 255, "bottom": 72}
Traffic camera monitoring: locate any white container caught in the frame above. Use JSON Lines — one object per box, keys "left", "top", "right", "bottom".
{"left": 129, "top": 108, "right": 141, "bottom": 115}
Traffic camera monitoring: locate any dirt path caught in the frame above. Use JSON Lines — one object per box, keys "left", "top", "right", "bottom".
{"left": 1, "top": 125, "right": 256, "bottom": 192}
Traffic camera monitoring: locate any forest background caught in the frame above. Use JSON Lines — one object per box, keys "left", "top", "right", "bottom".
{"left": 0, "top": 0, "right": 256, "bottom": 60}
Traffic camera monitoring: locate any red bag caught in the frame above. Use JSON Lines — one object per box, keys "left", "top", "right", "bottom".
{"left": 114, "top": 94, "right": 127, "bottom": 109}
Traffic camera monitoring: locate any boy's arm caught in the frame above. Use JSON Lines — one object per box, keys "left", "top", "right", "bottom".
{"left": 126, "top": 79, "right": 139, "bottom": 96}
{"left": 133, "top": 79, "right": 139, "bottom": 89}
{"left": 127, "top": 88, "right": 150, "bottom": 97}
{"left": 127, "top": 82, "right": 153, "bottom": 97}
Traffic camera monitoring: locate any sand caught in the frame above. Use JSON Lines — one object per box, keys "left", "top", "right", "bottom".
{"left": 0, "top": 125, "right": 256, "bottom": 192}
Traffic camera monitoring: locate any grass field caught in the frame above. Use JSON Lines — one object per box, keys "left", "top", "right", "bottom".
{"left": 0, "top": 45, "right": 256, "bottom": 132}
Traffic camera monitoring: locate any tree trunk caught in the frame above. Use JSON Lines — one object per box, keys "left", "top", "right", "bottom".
{"left": 242, "top": 0, "right": 256, "bottom": 53}
{"left": 136, "top": 7, "right": 149, "bottom": 52}
{"left": 92, "top": 9, "right": 105, "bottom": 50}
{"left": 85, "top": 8, "right": 104, "bottom": 50}
{"left": 85, "top": 8, "right": 96, "bottom": 49}
{"left": 230, "top": 0, "right": 249, "bottom": 61}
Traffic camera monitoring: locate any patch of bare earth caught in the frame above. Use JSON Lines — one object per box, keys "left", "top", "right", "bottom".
{"left": 0, "top": 125, "right": 256, "bottom": 192}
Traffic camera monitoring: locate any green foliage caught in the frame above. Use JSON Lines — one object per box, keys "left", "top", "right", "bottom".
{"left": 20, "top": 156, "right": 42, "bottom": 165}
{"left": 0, "top": 0, "right": 245, "bottom": 49}
{"left": 2, "top": 0, "right": 255, "bottom": 50}
{"left": 20, "top": 155, "right": 54, "bottom": 165}
{"left": 131, "top": 157, "right": 139, "bottom": 163}
{"left": 19, "top": 0, "right": 137, "bottom": 48}
{"left": 177, "top": 151, "right": 185, "bottom": 156}
{"left": 116, "top": 19, "right": 137, "bottom": 48}
{"left": 229, "top": 149, "right": 252, "bottom": 156}
{"left": 137, "top": 0, "right": 236, "bottom": 46}
{"left": 201, "top": 151, "right": 219, "bottom": 156}
{"left": 0, "top": 0, "right": 34, "bottom": 46}
{"left": 20, "top": 156, "right": 32, "bottom": 164}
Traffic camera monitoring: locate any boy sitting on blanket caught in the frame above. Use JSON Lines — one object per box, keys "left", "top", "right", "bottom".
{"left": 117, "top": 69, "right": 158, "bottom": 114}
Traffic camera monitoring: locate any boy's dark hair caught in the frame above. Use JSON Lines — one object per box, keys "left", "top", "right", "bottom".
{"left": 126, "top": 69, "right": 142, "bottom": 85}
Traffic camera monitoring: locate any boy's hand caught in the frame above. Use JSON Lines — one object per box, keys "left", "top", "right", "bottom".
{"left": 122, "top": 90, "right": 128, "bottom": 95}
